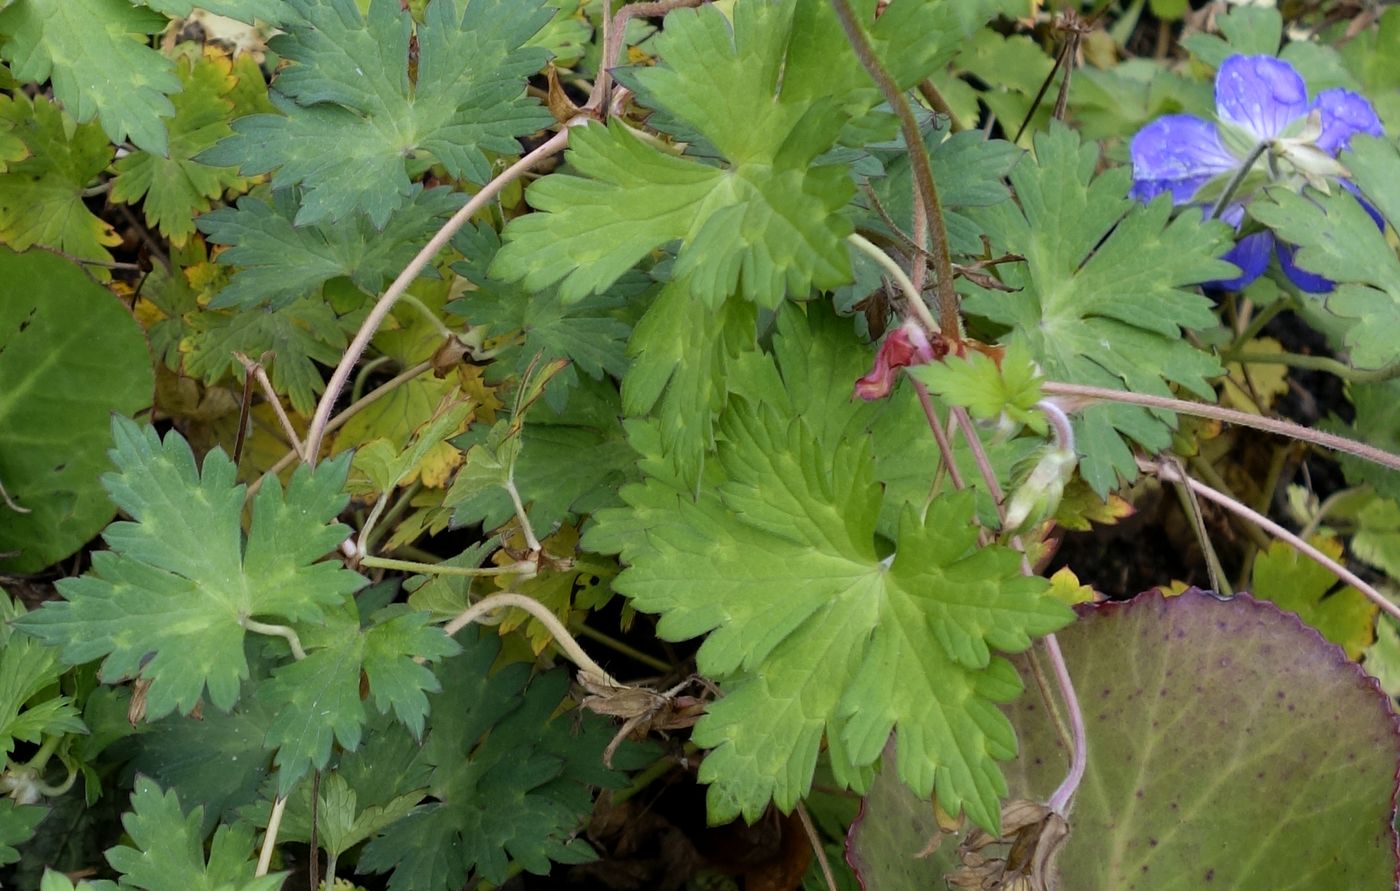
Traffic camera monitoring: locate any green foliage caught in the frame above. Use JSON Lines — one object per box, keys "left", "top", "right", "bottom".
{"left": 0, "top": 0, "right": 178, "bottom": 153}
{"left": 110, "top": 51, "right": 260, "bottom": 246}
{"left": 0, "top": 594, "right": 84, "bottom": 759}
{"left": 0, "top": 248, "right": 155, "bottom": 573}
{"left": 201, "top": 0, "right": 554, "bottom": 227}
{"left": 357, "top": 627, "right": 625, "bottom": 890}
{"left": 965, "top": 124, "right": 1234, "bottom": 494}
{"left": 1250, "top": 538, "right": 1378, "bottom": 659}
{"left": 909, "top": 342, "right": 1046, "bottom": 434}
{"left": 0, "top": 800, "right": 48, "bottom": 867}
{"left": 198, "top": 185, "right": 465, "bottom": 309}
{"left": 104, "top": 777, "right": 286, "bottom": 891}
{"left": 17, "top": 418, "right": 367, "bottom": 718}
{"left": 0, "top": 94, "right": 117, "bottom": 268}
{"left": 1252, "top": 136, "right": 1400, "bottom": 370}
{"left": 589, "top": 310, "right": 1072, "bottom": 831}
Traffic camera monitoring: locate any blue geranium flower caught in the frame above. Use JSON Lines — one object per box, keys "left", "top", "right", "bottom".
{"left": 1130, "top": 55, "right": 1383, "bottom": 293}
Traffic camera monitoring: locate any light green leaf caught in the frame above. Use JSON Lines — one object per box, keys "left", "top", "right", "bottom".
{"left": 111, "top": 52, "right": 255, "bottom": 245}
{"left": 0, "top": 0, "right": 178, "bottom": 153}
{"left": 909, "top": 342, "right": 1047, "bottom": 433}
{"left": 201, "top": 0, "right": 553, "bottom": 227}
{"left": 966, "top": 124, "right": 1233, "bottom": 494}
{"left": 198, "top": 185, "right": 464, "bottom": 309}
{"left": 1250, "top": 537, "right": 1378, "bottom": 660}
{"left": 0, "top": 596, "right": 85, "bottom": 758}
{"left": 0, "top": 94, "right": 118, "bottom": 270}
{"left": 16, "top": 419, "right": 367, "bottom": 719}
{"left": 591, "top": 393, "right": 1071, "bottom": 830}
{"left": 0, "top": 248, "right": 154, "bottom": 573}
{"left": 104, "top": 778, "right": 287, "bottom": 891}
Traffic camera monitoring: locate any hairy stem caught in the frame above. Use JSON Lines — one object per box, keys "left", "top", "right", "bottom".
{"left": 912, "top": 380, "right": 966, "bottom": 490}
{"left": 443, "top": 592, "right": 617, "bottom": 687}
{"left": 848, "top": 233, "right": 940, "bottom": 333}
{"left": 830, "top": 0, "right": 960, "bottom": 334}
{"left": 256, "top": 796, "right": 286, "bottom": 877}
{"left": 303, "top": 128, "right": 576, "bottom": 465}
{"left": 242, "top": 619, "right": 307, "bottom": 661}
{"left": 1224, "top": 350, "right": 1400, "bottom": 384}
{"left": 1042, "top": 381, "right": 1400, "bottom": 473}
{"left": 248, "top": 360, "right": 434, "bottom": 501}
{"left": 235, "top": 353, "right": 303, "bottom": 456}
{"left": 950, "top": 407, "right": 1087, "bottom": 816}
{"left": 360, "top": 555, "right": 536, "bottom": 578}
{"left": 1210, "top": 140, "right": 1269, "bottom": 220}
{"left": 1145, "top": 459, "right": 1400, "bottom": 624}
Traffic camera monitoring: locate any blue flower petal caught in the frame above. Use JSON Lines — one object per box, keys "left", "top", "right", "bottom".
{"left": 1129, "top": 115, "right": 1236, "bottom": 204}
{"left": 1314, "top": 88, "right": 1384, "bottom": 154}
{"left": 1215, "top": 56, "right": 1309, "bottom": 142}
{"left": 1211, "top": 229, "right": 1273, "bottom": 292}
{"left": 1276, "top": 242, "right": 1333, "bottom": 293}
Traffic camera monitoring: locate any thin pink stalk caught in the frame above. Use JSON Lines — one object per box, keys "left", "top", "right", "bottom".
{"left": 302, "top": 128, "right": 575, "bottom": 464}
{"left": 949, "top": 405, "right": 1088, "bottom": 817}
{"left": 911, "top": 379, "right": 965, "bottom": 490}
{"left": 1043, "top": 381, "right": 1400, "bottom": 473}
{"left": 1145, "top": 458, "right": 1400, "bottom": 625}
{"left": 586, "top": 0, "right": 708, "bottom": 112}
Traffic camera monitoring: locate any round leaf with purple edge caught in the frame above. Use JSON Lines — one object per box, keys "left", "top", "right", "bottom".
{"left": 847, "top": 590, "right": 1400, "bottom": 889}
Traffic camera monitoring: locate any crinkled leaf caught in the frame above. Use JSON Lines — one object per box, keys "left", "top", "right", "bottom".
{"left": 1250, "top": 537, "right": 1378, "bottom": 660}
{"left": 335, "top": 376, "right": 466, "bottom": 489}
{"left": 966, "top": 124, "right": 1233, "bottom": 494}
{"left": 0, "top": 0, "right": 178, "bottom": 153}
{"left": 0, "top": 249, "right": 154, "bottom": 573}
{"left": 198, "top": 185, "right": 464, "bottom": 309}
{"left": 104, "top": 778, "right": 286, "bottom": 891}
{"left": 201, "top": 0, "right": 553, "bottom": 227}
{"left": 0, "top": 94, "right": 118, "bottom": 270}
{"left": 17, "top": 418, "right": 367, "bottom": 719}
{"left": 351, "top": 398, "right": 473, "bottom": 495}
{"left": 111, "top": 52, "right": 256, "bottom": 245}
{"left": 358, "top": 627, "right": 624, "bottom": 890}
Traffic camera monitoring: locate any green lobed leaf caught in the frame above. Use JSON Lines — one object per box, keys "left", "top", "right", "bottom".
{"left": 0, "top": 596, "right": 85, "bottom": 759}
{"left": 181, "top": 294, "right": 354, "bottom": 416}
{"left": 110, "top": 51, "right": 258, "bottom": 246}
{"left": 449, "top": 222, "right": 641, "bottom": 407}
{"left": 0, "top": 800, "right": 48, "bottom": 868}
{"left": 358, "top": 626, "right": 625, "bottom": 891}
{"left": 588, "top": 308, "right": 1072, "bottom": 829}
{"left": 1250, "top": 137, "right": 1400, "bottom": 370}
{"left": 493, "top": 0, "right": 865, "bottom": 308}
{"left": 104, "top": 778, "right": 286, "bottom": 891}
{"left": 0, "top": 94, "right": 119, "bottom": 270}
{"left": 0, "top": 0, "right": 179, "bottom": 154}
{"left": 0, "top": 248, "right": 154, "bottom": 573}
{"left": 17, "top": 419, "right": 367, "bottom": 719}
{"left": 966, "top": 124, "right": 1234, "bottom": 495}
{"left": 197, "top": 185, "right": 465, "bottom": 309}
{"left": 200, "top": 0, "right": 553, "bottom": 228}
{"left": 1250, "top": 538, "right": 1379, "bottom": 660}
{"left": 909, "top": 342, "right": 1047, "bottom": 434}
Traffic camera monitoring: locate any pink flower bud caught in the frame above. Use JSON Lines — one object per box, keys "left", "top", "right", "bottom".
{"left": 854, "top": 323, "right": 936, "bottom": 401}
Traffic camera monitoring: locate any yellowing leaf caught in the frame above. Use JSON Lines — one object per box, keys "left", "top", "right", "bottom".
{"left": 1052, "top": 478, "right": 1135, "bottom": 532}
{"left": 111, "top": 50, "right": 254, "bottom": 245}
{"left": 1251, "top": 537, "right": 1379, "bottom": 660}
{"left": 335, "top": 376, "right": 467, "bottom": 488}
{"left": 0, "top": 94, "right": 118, "bottom": 273}
{"left": 1047, "top": 567, "right": 1098, "bottom": 605}
{"left": 1220, "top": 337, "right": 1289, "bottom": 414}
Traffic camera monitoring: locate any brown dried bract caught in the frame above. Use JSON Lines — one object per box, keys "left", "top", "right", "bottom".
{"left": 947, "top": 799, "right": 1069, "bottom": 891}
{"left": 577, "top": 673, "right": 711, "bottom": 767}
